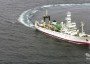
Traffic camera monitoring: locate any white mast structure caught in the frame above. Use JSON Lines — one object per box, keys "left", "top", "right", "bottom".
{"left": 65, "top": 11, "right": 72, "bottom": 28}
{"left": 65, "top": 11, "right": 72, "bottom": 29}
{"left": 66, "top": 11, "right": 71, "bottom": 23}
{"left": 81, "top": 22, "right": 85, "bottom": 34}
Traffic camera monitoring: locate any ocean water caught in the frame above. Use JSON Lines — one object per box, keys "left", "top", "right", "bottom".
{"left": 0, "top": 0, "right": 90, "bottom": 64}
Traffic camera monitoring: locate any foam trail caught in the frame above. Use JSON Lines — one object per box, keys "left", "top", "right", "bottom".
{"left": 42, "top": 5, "right": 53, "bottom": 8}
{"left": 18, "top": 9, "right": 35, "bottom": 28}
{"left": 18, "top": 3, "right": 90, "bottom": 29}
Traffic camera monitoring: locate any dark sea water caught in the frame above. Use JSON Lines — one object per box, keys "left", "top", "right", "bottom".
{"left": 0, "top": 0, "right": 90, "bottom": 64}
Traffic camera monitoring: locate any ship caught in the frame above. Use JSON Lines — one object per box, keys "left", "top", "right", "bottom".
{"left": 35, "top": 10, "right": 90, "bottom": 46}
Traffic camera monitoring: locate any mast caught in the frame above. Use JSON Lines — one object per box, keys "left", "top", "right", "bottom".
{"left": 66, "top": 11, "right": 71, "bottom": 23}
{"left": 43, "top": 10, "right": 50, "bottom": 22}
{"left": 81, "top": 22, "right": 85, "bottom": 34}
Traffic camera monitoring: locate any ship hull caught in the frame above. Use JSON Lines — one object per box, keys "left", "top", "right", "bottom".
{"left": 35, "top": 25, "right": 90, "bottom": 46}
{"left": 43, "top": 31, "right": 89, "bottom": 46}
